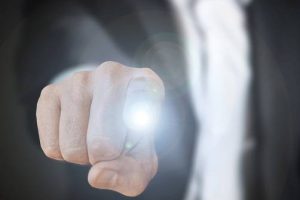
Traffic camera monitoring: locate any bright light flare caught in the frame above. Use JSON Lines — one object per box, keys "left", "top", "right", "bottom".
{"left": 124, "top": 102, "right": 157, "bottom": 132}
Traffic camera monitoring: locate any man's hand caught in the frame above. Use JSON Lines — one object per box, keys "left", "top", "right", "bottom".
{"left": 36, "top": 61, "right": 164, "bottom": 196}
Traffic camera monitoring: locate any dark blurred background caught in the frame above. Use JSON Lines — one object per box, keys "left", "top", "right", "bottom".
{"left": 0, "top": 1, "right": 70, "bottom": 199}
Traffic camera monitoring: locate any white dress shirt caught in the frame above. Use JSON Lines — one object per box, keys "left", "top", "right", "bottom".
{"left": 170, "top": 0, "right": 252, "bottom": 199}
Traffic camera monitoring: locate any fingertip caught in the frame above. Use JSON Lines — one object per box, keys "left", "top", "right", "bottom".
{"left": 60, "top": 147, "right": 89, "bottom": 165}
{"left": 88, "top": 157, "right": 153, "bottom": 197}
{"left": 41, "top": 146, "right": 63, "bottom": 161}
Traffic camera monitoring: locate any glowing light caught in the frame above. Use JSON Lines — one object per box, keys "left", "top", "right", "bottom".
{"left": 124, "top": 102, "right": 157, "bottom": 132}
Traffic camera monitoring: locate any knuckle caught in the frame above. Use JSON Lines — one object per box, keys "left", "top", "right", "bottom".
{"left": 100, "top": 61, "right": 123, "bottom": 70}
{"left": 40, "top": 84, "right": 56, "bottom": 99}
{"left": 64, "top": 72, "right": 91, "bottom": 104}
{"left": 71, "top": 71, "right": 90, "bottom": 85}
{"left": 138, "top": 68, "right": 161, "bottom": 83}
{"left": 139, "top": 67, "right": 156, "bottom": 76}
{"left": 97, "top": 61, "right": 124, "bottom": 76}
{"left": 139, "top": 68, "right": 164, "bottom": 88}
{"left": 95, "top": 61, "right": 125, "bottom": 86}
{"left": 37, "top": 84, "right": 59, "bottom": 117}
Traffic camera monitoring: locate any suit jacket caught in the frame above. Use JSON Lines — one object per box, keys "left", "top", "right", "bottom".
{"left": 15, "top": 0, "right": 300, "bottom": 199}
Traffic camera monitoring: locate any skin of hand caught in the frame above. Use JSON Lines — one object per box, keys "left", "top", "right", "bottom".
{"left": 36, "top": 61, "right": 165, "bottom": 197}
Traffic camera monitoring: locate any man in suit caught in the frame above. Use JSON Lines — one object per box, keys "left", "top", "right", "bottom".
{"left": 15, "top": 0, "right": 300, "bottom": 200}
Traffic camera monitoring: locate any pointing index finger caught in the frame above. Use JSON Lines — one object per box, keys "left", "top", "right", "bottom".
{"left": 123, "top": 74, "right": 165, "bottom": 153}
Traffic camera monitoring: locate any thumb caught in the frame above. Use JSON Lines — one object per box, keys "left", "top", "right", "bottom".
{"left": 88, "top": 137, "right": 158, "bottom": 197}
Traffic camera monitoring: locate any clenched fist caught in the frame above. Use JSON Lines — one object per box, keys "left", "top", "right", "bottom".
{"left": 36, "top": 61, "right": 164, "bottom": 196}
